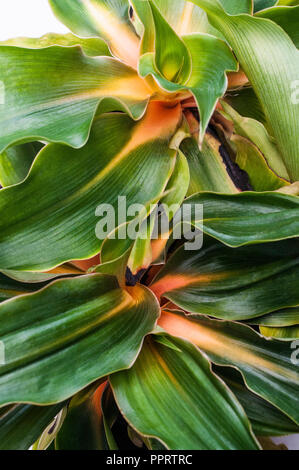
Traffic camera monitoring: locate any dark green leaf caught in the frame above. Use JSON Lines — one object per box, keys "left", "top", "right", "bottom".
{"left": 256, "top": 6, "right": 299, "bottom": 48}
{"left": 111, "top": 335, "right": 259, "bottom": 449}
{"left": 159, "top": 311, "right": 299, "bottom": 424}
{"left": 0, "top": 402, "right": 64, "bottom": 450}
{"left": 0, "top": 142, "right": 43, "bottom": 187}
{"left": 215, "top": 366, "right": 299, "bottom": 436}
{"left": 183, "top": 191, "right": 299, "bottom": 247}
{"left": 0, "top": 274, "right": 159, "bottom": 405}
{"left": 151, "top": 238, "right": 299, "bottom": 320}
{"left": 0, "top": 105, "right": 179, "bottom": 270}
{"left": 254, "top": 0, "right": 278, "bottom": 12}
{"left": 181, "top": 135, "right": 239, "bottom": 194}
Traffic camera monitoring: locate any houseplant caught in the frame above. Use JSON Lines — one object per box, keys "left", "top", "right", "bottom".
{"left": 0, "top": 0, "right": 298, "bottom": 450}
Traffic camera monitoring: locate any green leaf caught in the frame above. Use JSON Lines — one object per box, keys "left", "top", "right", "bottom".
{"left": 49, "top": 0, "right": 140, "bottom": 67}
{"left": 1, "top": 264, "right": 81, "bottom": 285}
{"left": 190, "top": 0, "right": 299, "bottom": 180}
{"left": 127, "top": 426, "right": 144, "bottom": 448}
{"left": 139, "top": 32, "right": 237, "bottom": 140}
{"left": 152, "top": 0, "right": 218, "bottom": 35}
{"left": 0, "top": 32, "right": 111, "bottom": 57}
{"left": 148, "top": 1, "right": 192, "bottom": 84}
{"left": 216, "top": 366, "right": 299, "bottom": 436}
{"left": 110, "top": 335, "right": 259, "bottom": 450}
{"left": 0, "top": 274, "right": 160, "bottom": 405}
{"left": 254, "top": 0, "right": 278, "bottom": 12}
{"left": 0, "top": 272, "right": 48, "bottom": 303}
{"left": 225, "top": 87, "right": 267, "bottom": 125}
{"left": 183, "top": 34, "right": 237, "bottom": 140}
{"left": 219, "top": 0, "right": 253, "bottom": 14}
{"left": 250, "top": 306, "right": 299, "bottom": 326}
{"left": 128, "top": 147, "right": 190, "bottom": 273}
{"left": 160, "top": 149, "right": 191, "bottom": 212}
{"left": 278, "top": 0, "right": 299, "bottom": 6}
{"left": 182, "top": 190, "right": 299, "bottom": 247}
{"left": 221, "top": 101, "right": 289, "bottom": 179}
{"left": 0, "top": 45, "right": 151, "bottom": 153}
{"left": 94, "top": 224, "right": 136, "bottom": 286}
{"left": 131, "top": 0, "right": 220, "bottom": 58}
{"left": 0, "top": 104, "right": 180, "bottom": 270}
{"left": 0, "top": 142, "right": 43, "bottom": 187}
{"left": 55, "top": 382, "right": 108, "bottom": 450}
{"left": 232, "top": 135, "right": 287, "bottom": 191}
{"left": 101, "top": 385, "right": 119, "bottom": 450}
{"left": 95, "top": 246, "right": 132, "bottom": 287}
{"left": 256, "top": 6, "right": 299, "bottom": 48}
{"left": 151, "top": 238, "right": 299, "bottom": 320}
{"left": 32, "top": 407, "right": 67, "bottom": 450}
{"left": 159, "top": 311, "right": 299, "bottom": 424}
{"left": 127, "top": 215, "right": 156, "bottom": 276}
{"left": 260, "top": 325, "right": 299, "bottom": 340}
{"left": 181, "top": 135, "right": 239, "bottom": 194}
{"left": 0, "top": 402, "right": 64, "bottom": 450}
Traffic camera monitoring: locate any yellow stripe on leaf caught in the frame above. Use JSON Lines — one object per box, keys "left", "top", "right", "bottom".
{"left": 84, "top": 1, "right": 140, "bottom": 68}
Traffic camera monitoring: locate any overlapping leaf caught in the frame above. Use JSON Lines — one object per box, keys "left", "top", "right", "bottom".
{"left": 221, "top": 101, "right": 289, "bottom": 179}
{"left": 231, "top": 135, "right": 287, "bottom": 191}
{"left": 153, "top": 0, "right": 217, "bottom": 35}
{"left": 216, "top": 366, "right": 299, "bottom": 436}
{"left": 251, "top": 307, "right": 299, "bottom": 327}
{"left": 49, "top": 0, "right": 140, "bottom": 67}
{"left": 159, "top": 311, "right": 299, "bottom": 423}
{"left": 0, "top": 103, "right": 180, "bottom": 271}
{"left": 260, "top": 325, "right": 299, "bottom": 339}
{"left": 111, "top": 335, "right": 259, "bottom": 449}
{"left": 256, "top": 6, "right": 299, "bottom": 48}
{"left": 139, "top": 32, "right": 237, "bottom": 140}
{"left": 31, "top": 407, "right": 67, "bottom": 450}
{"left": 0, "top": 272, "right": 48, "bottom": 303}
{"left": 0, "top": 46, "right": 151, "bottom": 152}
{"left": 151, "top": 238, "right": 299, "bottom": 320}
{"left": 190, "top": 0, "right": 299, "bottom": 180}
{"left": 147, "top": 1, "right": 192, "bottom": 84}
{"left": 219, "top": 0, "right": 252, "bottom": 14}
{"left": 0, "top": 32, "right": 111, "bottom": 56}
{"left": 254, "top": 0, "right": 278, "bottom": 12}
{"left": 0, "top": 402, "right": 64, "bottom": 450}
{"left": 1, "top": 265, "right": 81, "bottom": 285}
{"left": 224, "top": 87, "right": 267, "bottom": 125}
{"left": 55, "top": 382, "right": 109, "bottom": 450}
{"left": 125, "top": 151, "right": 191, "bottom": 275}
{"left": 0, "top": 142, "right": 43, "bottom": 187}
{"left": 181, "top": 135, "right": 239, "bottom": 194}
{"left": 131, "top": 0, "right": 220, "bottom": 57}
{"left": 0, "top": 274, "right": 159, "bottom": 405}
{"left": 181, "top": 191, "right": 299, "bottom": 247}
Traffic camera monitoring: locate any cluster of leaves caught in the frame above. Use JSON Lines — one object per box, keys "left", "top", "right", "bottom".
{"left": 0, "top": 0, "right": 298, "bottom": 450}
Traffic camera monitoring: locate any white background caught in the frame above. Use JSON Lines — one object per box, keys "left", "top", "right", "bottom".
{"left": 0, "top": 0, "right": 68, "bottom": 41}
{"left": 0, "top": 0, "right": 298, "bottom": 451}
